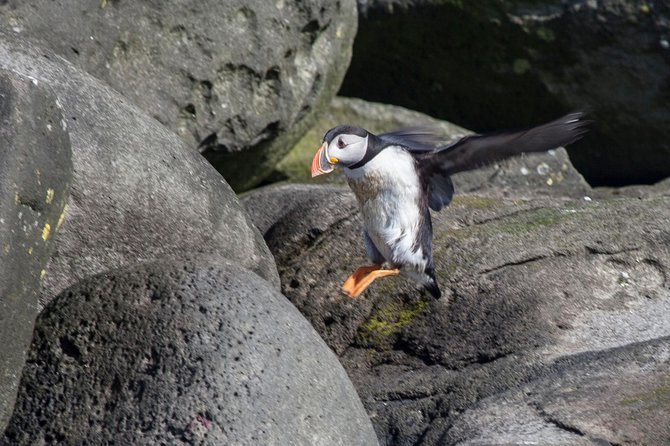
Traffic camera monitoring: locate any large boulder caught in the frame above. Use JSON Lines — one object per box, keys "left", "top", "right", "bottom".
{"left": 0, "top": 31, "right": 278, "bottom": 308}
{"left": 341, "top": 0, "right": 670, "bottom": 187}
{"left": 2, "top": 260, "right": 380, "bottom": 445}
{"left": 0, "top": 69, "right": 71, "bottom": 431}
{"left": 272, "top": 97, "right": 592, "bottom": 198}
{"left": 0, "top": 0, "right": 358, "bottom": 191}
{"left": 243, "top": 182, "right": 670, "bottom": 445}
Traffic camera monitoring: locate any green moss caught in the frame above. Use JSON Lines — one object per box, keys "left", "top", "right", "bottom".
{"left": 359, "top": 299, "right": 428, "bottom": 349}
{"left": 536, "top": 27, "right": 555, "bottom": 42}
{"left": 512, "top": 58, "right": 531, "bottom": 75}
{"left": 619, "top": 376, "right": 670, "bottom": 408}
{"left": 449, "top": 207, "right": 568, "bottom": 242}
{"left": 451, "top": 195, "right": 498, "bottom": 209}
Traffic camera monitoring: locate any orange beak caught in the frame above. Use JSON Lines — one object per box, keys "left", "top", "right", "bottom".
{"left": 311, "top": 142, "right": 336, "bottom": 177}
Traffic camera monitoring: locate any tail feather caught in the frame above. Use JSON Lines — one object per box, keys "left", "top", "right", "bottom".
{"left": 424, "top": 267, "right": 441, "bottom": 299}
{"left": 425, "top": 281, "right": 441, "bottom": 299}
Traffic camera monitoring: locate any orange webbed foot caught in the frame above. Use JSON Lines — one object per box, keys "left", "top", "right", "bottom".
{"left": 341, "top": 265, "right": 400, "bottom": 298}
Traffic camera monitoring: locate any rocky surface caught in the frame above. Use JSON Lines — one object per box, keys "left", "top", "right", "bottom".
{"left": 342, "top": 0, "right": 670, "bottom": 187}
{"left": 244, "top": 181, "right": 670, "bottom": 445}
{"left": 0, "top": 30, "right": 278, "bottom": 308}
{"left": 445, "top": 338, "right": 670, "bottom": 445}
{"left": 2, "top": 259, "right": 380, "bottom": 445}
{"left": 272, "top": 97, "right": 592, "bottom": 199}
{"left": 0, "top": 0, "right": 358, "bottom": 191}
{"left": 0, "top": 69, "right": 71, "bottom": 431}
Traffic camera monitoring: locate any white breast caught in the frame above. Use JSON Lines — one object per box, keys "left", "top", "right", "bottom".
{"left": 344, "top": 147, "right": 426, "bottom": 270}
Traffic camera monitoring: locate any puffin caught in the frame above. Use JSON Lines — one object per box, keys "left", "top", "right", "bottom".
{"left": 310, "top": 112, "right": 589, "bottom": 299}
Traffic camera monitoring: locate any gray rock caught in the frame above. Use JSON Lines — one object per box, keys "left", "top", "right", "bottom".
{"left": 0, "top": 0, "right": 358, "bottom": 191}
{"left": 445, "top": 338, "right": 670, "bottom": 446}
{"left": 274, "top": 97, "right": 592, "bottom": 199}
{"left": 342, "top": 0, "right": 670, "bottom": 187}
{"left": 0, "top": 31, "right": 278, "bottom": 307}
{"left": 243, "top": 182, "right": 670, "bottom": 445}
{"left": 0, "top": 69, "right": 71, "bottom": 431}
{"left": 2, "top": 260, "right": 380, "bottom": 446}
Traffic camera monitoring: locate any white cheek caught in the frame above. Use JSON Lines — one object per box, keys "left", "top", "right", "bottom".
{"left": 333, "top": 146, "right": 356, "bottom": 165}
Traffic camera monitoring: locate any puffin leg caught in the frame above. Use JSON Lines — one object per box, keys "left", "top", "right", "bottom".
{"left": 342, "top": 267, "right": 400, "bottom": 298}
{"left": 342, "top": 265, "right": 382, "bottom": 296}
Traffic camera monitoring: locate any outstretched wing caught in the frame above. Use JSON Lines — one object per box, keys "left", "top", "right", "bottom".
{"left": 416, "top": 112, "right": 590, "bottom": 211}
{"left": 379, "top": 127, "right": 445, "bottom": 152}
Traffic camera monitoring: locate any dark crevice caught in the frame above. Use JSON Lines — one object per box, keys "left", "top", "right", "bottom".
{"left": 542, "top": 414, "right": 585, "bottom": 437}
{"left": 59, "top": 336, "right": 81, "bottom": 361}
{"left": 197, "top": 132, "right": 219, "bottom": 152}
{"left": 585, "top": 245, "right": 641, "bottom": 256}
{"left": 479, "top": 254, "right": 549, "bottom": 275}
{"left": 16, "top": 193, "right": 43, "bottom": 213}
{"left": 530, "top": 402, "right": 623, "bottom": 446}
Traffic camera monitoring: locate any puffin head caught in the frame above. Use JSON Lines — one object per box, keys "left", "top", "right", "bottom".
{"left": 311, "top": 125, "right": 370, "bottom": 177}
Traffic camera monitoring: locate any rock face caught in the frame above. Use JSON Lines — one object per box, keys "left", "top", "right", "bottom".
{"left": 274, "top": 97, "right": 592, "bottom": 199}
{"left": 0, "top": 31, "right": 279, "bottom": 308}
{"left": 341, "top": 0, "right": 670, "bottom": 187}
{"left": 0, "top": 0, "right": 358, "bottom": 191}
{"left": 244, "top": 181, "right": 670, "bottom": 445}
{"left": 0, "top": 69, "right": 71, "bottom": 431}
{"left": 2, "top": 260, "right": 380, "bottom": 445}
{"left": 445, "top": 338, "right": 670, "bottom": 445}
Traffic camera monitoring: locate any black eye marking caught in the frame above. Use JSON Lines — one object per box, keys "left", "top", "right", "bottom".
{"left": 337, "top": 137, "right": 345, "bottom": 149}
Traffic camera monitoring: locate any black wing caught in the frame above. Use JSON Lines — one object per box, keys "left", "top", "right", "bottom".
{"left": 416, "top": 112, "right": 590, "bottom": 211}
{"left": 379, "top": 127, "right": 445, "bottom": 152}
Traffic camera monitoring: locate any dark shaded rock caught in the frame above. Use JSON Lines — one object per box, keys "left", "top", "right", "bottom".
{"left": 593, "top": 176, "right": 670, "bottom": 200}
{"left": 273, "top": 97, "right": 592, "bottom": 199}
{"left": 244, "top": 183, "right": 670, "bottom": 445}
{"left": 2, "top": 260, "right": 380, "bottom": 446}
{"left": 342, "top": 0, "right": 670, "bottom": 187}
{"left": 0, "top": 69, "right": 71, "bottom": 431}
{"left": 0, "top": 0, "right": 358, "bottom": 191}
{"left": 0, "top": 31, "right": 278, "bottom": 307}
{"left": 242, "top": 183, "right": 358, "bottom": 246}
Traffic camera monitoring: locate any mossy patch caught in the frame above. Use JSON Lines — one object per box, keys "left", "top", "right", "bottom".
{"left": 535, "top": 26, "right": 555, "bottom": 42}
{"left": 358, "top": 299, "right": 429, "bottom": 350}
{"left": 619, "top": 375, "right": 670, "bottom": 409}
{"left": 512, "top": 58, "right": 531, "bottom": 75}
{"left": 445, "top": 207, "right": 569, "bottom": 243}
{"left": 451, "top": 195, "right": 498, "bottom": 209}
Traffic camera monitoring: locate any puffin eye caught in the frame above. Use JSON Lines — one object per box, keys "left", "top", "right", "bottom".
{"left": 337, "top": 137, "right": 345, "bottom": 149}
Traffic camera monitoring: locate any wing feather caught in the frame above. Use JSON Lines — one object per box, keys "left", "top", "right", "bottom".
{"left": 379, "top": 127, "right": 445, "bottom": 152}
{"left": 416, "top": 112, "right": 590, "bottom": 211}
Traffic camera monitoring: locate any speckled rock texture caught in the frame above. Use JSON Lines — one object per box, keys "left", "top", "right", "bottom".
{"left": 0, "top": 0, "right": 358, "bottom": 191}
{"left": 0, "top": 69, "right": 71, "bottom": 431}
{"left": 2, "top": 260, "right": 380, "bottom": 446}
{"left": 272, "top": 97, "right": 592, "bottom": 199}
{"left": 244, "top": 182, "right": 670, "bottom": 445}
{"left": 342, "top": 0, "right": 670, "bottom": 187}
{"left": 0, "top": 31, "right": 278, "bottom": 308}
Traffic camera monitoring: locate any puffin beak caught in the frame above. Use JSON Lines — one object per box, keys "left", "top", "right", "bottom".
{"left": 311, "top": 142, "right": 336, "bottom": 177}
